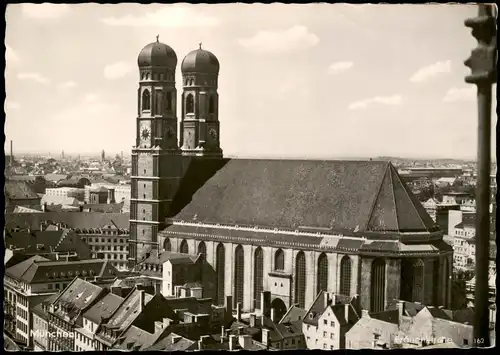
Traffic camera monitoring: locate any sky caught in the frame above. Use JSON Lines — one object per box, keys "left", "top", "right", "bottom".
{"left": 4, "top": 3, "right": 497, "bottom": 160}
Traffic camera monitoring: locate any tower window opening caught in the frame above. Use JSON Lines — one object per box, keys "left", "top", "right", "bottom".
{"left": 159, "top": 73, "right": 164, "bottom": 81}
{"left": 209, "top": 95, "right": 215, "bottom": 114}
{"left": 186, "top": 94, "right": 194, "bottom": 114}
{"left": 142, "top": 90, "right": 151, "bottom": 111}
{"left": 166, "top": 92, "right": 172, "bottom": 111}
{"left": 155, "top": 91, "right": 163, "bottom": 115}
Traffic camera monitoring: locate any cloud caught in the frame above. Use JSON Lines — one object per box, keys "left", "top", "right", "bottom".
{"left": 17, "top": 72, "right": 51, "bottom": 85}
{"left": 57, "top": 81, "right": 78, "bottom": 90}
{"left": 101, "top": 5, "right": 219, "bottom": 28}
{"left": 5, "top": 101, "right": 21, "bottom": 110}
{"left": 238, "top": 25, "right": 319, "bottom": 54}
{"left": 328, "top": 61, "right": 354, "bottom": 75}
{"left": 348, "top": 95, "right": 402, "bottom": 110}
{"left": 443, "top": 87, "right": 476, "bottom": 103}
{"left": 104, "top": 62, "right": 134, "bottom": 80}
{"left": 22, "top": 4, "right": 69, "bottom": 19}
{"left": 6, "top": 44, "right": 19, "bottom": 64}
{"left": 84, "top": 93, "right": 99, "bottom": 103}
{"left": 410, "top": 60, "right": 452, "bottom": 83}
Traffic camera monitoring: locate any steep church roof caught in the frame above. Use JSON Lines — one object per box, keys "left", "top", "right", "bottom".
{"left": 168, "top": 159, "right": 438, "bottom": 236}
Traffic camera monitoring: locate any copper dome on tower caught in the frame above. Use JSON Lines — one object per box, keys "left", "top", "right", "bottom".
{"left": 181, "top": 44, "right": 220, "bottom": 74}
{"left": 137, "top": 36, "right": 177, "bottom": 68}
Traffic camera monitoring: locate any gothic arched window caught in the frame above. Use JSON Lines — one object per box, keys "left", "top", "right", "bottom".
{"left": 401, "top": 259, "right": 414, "bottom": 301}
{"left": 412, "top": 259, "right": 424, "bottom": 302}
{"left": 254, "top": 247, "right": 264, "bottom": 310}
{"left": 295, "top": 251, "right": 306, "bottom": 308}
{"left": 275, "top": 249, "right": 284, "bottom": 271}
{"left": 234, "top": 245, "right": 245, "bottom": 307}
{"left": 166, "top": 92, "right": 172, "bottom": 111}
{"left": 163, "top": 238, "right": 171, "bottom": 252}
{"left": 340, "top": 255, "right": 352, "bottom": 296}
{"left": 142, "top": 90, "right": 151, "bottom": 111}
{"left": 216, "top": 243, "right": 225, "bottom": 305}
{"left": 209, "top": 95, "right": 215, "bottom": 114}
{"left": 198, "top": 241, "right": 206, "bottom": 262}
{"left": 317, "top": 253, "right": 328, "bottom": 296}
{"left": 155, "top": 91, "right": 163, "bottom": 115}
{"left": 180, "top": 239, "right": 189, "bottom": 254}
{"left": 370, "top": 258, "right": 386, "bottom": 312}
{"left": 186, "top": 94, "right": 194, "bottom": 114}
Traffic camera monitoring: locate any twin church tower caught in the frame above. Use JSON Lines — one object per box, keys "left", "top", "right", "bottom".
{"left": 129, "top": 38, "right": 223, "bottom": 267}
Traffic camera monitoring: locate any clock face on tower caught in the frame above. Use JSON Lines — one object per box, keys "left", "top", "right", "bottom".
{"left": 139, "top": 121, "right": 151, "bottom": 146}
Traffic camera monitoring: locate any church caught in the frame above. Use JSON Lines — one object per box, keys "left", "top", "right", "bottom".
{"left": 129, "top": 37, "right": 453, "bottom": 320}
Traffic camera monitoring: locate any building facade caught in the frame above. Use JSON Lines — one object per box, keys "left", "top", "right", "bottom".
{"left": 128, "top": 40, "right": 453, "bottom": 316}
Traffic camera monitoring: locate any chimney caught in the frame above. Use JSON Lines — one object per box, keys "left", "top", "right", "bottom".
{"left": 261, "top": 328, "right": 270, "bottom": 347}
{"left": 229, "top": 335, "right": 237, "bottom": 351}
{"left": 198, "top": 335, "right": 210, "bottom": 351}
{"left": 344, "top": 304, "right": 350, "bottom": 323}
{"left": 221, "top": 326, "right": 225, "bottom": 342}
{"left": 361, "top": 309, "right": 369, "bottom": 318}
{"left": 396, "top": 300, "right": 404, "bottom": 318}
{"left": 261, "top": 291, "right": 271, "bottom": 318}
{"left": 180, "top": 287, "right": 187, "bottom": 298}
{"left": 225, "top": 296, "right": 233, "bottom": 318}
{"left": 174, "top": 285, "right": 183, "bottom": 298}
{"left": 236, "top": 302, "right": 242, "bottom": 321}
{"left": 154, "top": 282, "right": 161, "bottom": 296}
{"left": 107, "top": 188, "right": 115, "bottom": 204}
{"left": 190, "top": 287, "right": 203, "bottom": 299}
{"left": 238, "top": 334, "right": 252, "bottom": 350}
{"left": 270, "top": 308, "right": 276, "bottom": 323}
{"left": 139, "top": 290, "right": 145, "bottom": 313}
{"left": 250, "top": 314, "right": 256, "bottom": 328}
{"left": 324, "top": 292, "right": 330, "bottom": 308}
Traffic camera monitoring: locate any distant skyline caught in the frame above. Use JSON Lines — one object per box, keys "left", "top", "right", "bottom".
{"left": 5, "top": 4, "right": 497, "bottom": 160}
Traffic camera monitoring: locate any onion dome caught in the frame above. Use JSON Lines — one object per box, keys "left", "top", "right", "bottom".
{"left": 137, "top": 35, "right": 177, "bottom": 68}
{"left": 181, "top": 43, "right": 220, "bottom": 74}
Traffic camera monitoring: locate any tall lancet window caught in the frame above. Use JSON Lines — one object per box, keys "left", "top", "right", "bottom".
{"left": 275, "top": 249, "right": 284, "bottom": 271}
{"left": 209, "top": 95, "right": 215, "bottom": 114}
{"left": 155, "top": 91, "right": 163, "bottom": 115}
{"left": 198, "top": 241, "right": 206, "bottom": 262}
{"left": 234, "top": 245, "right": 245, "bottom": 307}
{"left": 216, "top": 243, "right": 225, "bottom": 305}
{"left": 412, "top": 259, "right": 424, "bottom": 303}
{"left": 400, "top": 259, "right": 414, "bottom": 301}
{"left": 370, "top": 258, "right": 386, "bottom": 312}
{"left": 316, "top": 253, "right": 328, "bottom": 296}
{"left": 186, "top": 94, "right": 194, "bottom": 114}
{"left": 295, "top": 251, "right": 306, "bottom": 309}
{"left": 166, "top": 91, "right": 172, "bottom": 112}
{"left": 340, "top": 255, "right": 352, "bottom": 296}
{"left": 142, "top": 90, "right": 151, "bottom": 111}
{"left": 163, "top": 238, "right": 171, "bottom": 252}
{"left": 254, "top": 247, "right": 264, "bottom": 310}
{"left": 180, "top": 239, "right": 189, "bottom": 254}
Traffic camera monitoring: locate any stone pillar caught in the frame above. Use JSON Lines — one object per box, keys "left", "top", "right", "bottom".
{"left": 263, "top": 247, "right": 272, "bottom": 292}
{"left": 243, "top": 244, "right": 253, "bottom": 311}
{"left": 351, "top": 255, "right": 360, "bottom": 298}
{"left": 359, "top": 257, "right": 373, "bottom": 311}
{"left": 385, "top": 258, "right": 401, "bottom": 308}
{"left": 224, "top": 243, "right": 233, "bottom": 297}
{"left": 305, "top": 251, "right": 317, "bottom": 309}
{"left": 326, "top": 253, "right": 340, "bottom": 293}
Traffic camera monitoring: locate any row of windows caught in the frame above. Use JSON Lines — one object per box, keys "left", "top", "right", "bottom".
{"left": 91, "top": 245, "right": 127, "bottom": 252}
{"left": 48, "top": 283, "right": 69, "bottom": 290}
{"left": 85, "top": 237, "right": 128, "bottom": 244}
{"left": 16, "top": 320, "right": 28, "bottom": 334}
{"left": 184, "top": 77, "right": 217, "bottom": 86}
{"left": 141, "top": 90, "right": 173, "bottom": 113}
{"left": 140, "top": 71, "right": 173, "bottom": 81}
{"left": 184, "top": 93, "right": 216, "bottom": 114}
{"left": 171, "top": 238, "right": 353, "bottom": 310}
{"left": 17, "top": 307, "right": 28, "bottom": 320}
